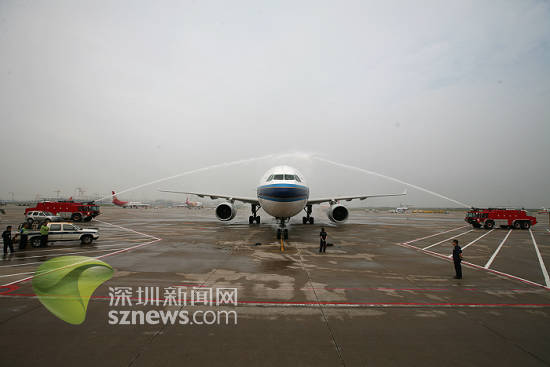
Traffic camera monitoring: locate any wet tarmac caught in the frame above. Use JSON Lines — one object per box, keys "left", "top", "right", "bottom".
{"left": 1, "top": 205, "right": 549, "bottom": 366}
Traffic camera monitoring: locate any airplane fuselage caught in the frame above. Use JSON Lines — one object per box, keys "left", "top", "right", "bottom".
{"left": 256, "top": 166, "right": 309, "bottom": 218}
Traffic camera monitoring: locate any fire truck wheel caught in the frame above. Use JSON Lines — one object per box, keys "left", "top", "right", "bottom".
{"left": 484, "top": 220, "right": 494, "bottom": 230}
{"left": 521, "top": 221, "right": 530, "bottom": 230}
{"left": 513, "top": 221, "right": 521, "bottom": 230}
{"left": 71, "top": 213, "right": 82, "bottom": 222}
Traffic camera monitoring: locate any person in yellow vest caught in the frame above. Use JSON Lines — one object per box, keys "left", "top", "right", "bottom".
{"left": 19, "top": 223, "right": 30, "bottom": 250}
{"left": 39, "top": 223, "right": 49, "bottom": 248}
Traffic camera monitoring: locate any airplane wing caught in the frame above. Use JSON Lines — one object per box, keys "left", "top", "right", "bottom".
{"left": 307, "top": 190, "right": 407, "bottom": 205}
{"left": 159, "top": 190, "right": 259, "bottom": 205}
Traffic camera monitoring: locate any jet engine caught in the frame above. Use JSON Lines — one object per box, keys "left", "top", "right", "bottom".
{"left": 215, "top": 202, "right": 237, "bottom": 221}
{"left": 327, "top": 204, "right": 349, "bottom": 223}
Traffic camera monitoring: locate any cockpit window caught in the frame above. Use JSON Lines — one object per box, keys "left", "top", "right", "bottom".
{"left": 295, "top": 176, "right": 301, "bottom": 182}
{"left": 284, "top": 174, "right": 295, "bottom": 180}
{"left": 273, "top": 174, "right": 284, "bottom": 180}
{"left": 266, "top": 175, "right": 274, "bottom": 182}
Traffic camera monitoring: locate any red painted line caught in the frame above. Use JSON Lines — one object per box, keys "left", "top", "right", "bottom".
{"left": 237, "top": 300, "right": 550, "bottom": 307}
{"left": 0, "top": 284, "right": 20, "bottom": 295}
{"left": 2, "top": 292, "right": 549, "bottom": 308}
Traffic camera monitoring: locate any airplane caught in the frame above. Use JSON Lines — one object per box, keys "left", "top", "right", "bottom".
{"left": 160, "top": 165, "right": 406, "bottom": 239}
{"left": 392, "top": 204, "right": 410, "bottom": 213}
{"left": 174, "top": 197, "right": 203, "bottom": 209}
{"left": 112, "top": 191, "right": 151, "bottom": 208}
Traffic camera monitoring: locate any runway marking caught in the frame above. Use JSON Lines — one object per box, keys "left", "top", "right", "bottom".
{"left": 529, "top": 229, "right": 550, "bottom": 287}
{"left": 462, "top": 229, "right": 495, "bottom": 250}
{"left": 446, "top": 229, "right": 496, "bottom": 257}
{"left": 0, "top": 246, "right": 138, "bottom": 268}
{"left": 484, "top": 229, "right": 512, "bottom": 269}
{"left": 296, "top": 246, "right": 346, "bottom": 366}
{"left": 403, "top": 225, "right": 467, "bottom": 244}
{"left": 1, "top": 291, "right": 549, "bottom": 308}
{"left": 1, "top": 220, "right": 162, "bottom": 287}
{"left": 0, "top": 245, "right": 147, "bottom": 268}
{"left": 8, "top": 241, "right": 146, "bottom": 255}
{"left": 0, "top": 271, "right": 34, "bottom": 278}
{"left": 93, "top": 219, "right": 160, "bottom": 240}
{"left": 397, "top": 241, "right": 550, "bottom": 291}
{"left": 422, "top": 229, "right": 474, "bottom": 250}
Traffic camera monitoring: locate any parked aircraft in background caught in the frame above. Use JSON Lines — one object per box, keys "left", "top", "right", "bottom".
{"left": 112, "top": 191, "right": 151, "bottom": 208}
{"left": 392, "top": 204, "right": 410, "bottom": 213}
{"left": 161, "top": 165, "right": 405, "bottom": 239}
{"left": 174, "top": 197, "right": 203, "bottom": 209}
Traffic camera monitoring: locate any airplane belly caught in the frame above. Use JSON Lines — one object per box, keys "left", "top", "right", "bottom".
{"left": 259, "top": 198, "right": 306, "bottom": 218}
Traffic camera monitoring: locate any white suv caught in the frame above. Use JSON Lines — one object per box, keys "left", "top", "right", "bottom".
{"left": 25, "top": 211, "right": 62, "bottom": 224}
{"left": 28, "top": 222, "right": 100, "bottom": 246}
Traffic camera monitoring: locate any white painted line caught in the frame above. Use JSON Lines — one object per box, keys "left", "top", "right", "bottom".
{"left": 1, "top": 220, "right": 162, "bottom": 287}
{"left": 397, "top": 241, "right": 550, "bottom": 290}
{"left": 6, "top": 242, "right": 140, "bottom": 255}
{"left": 93, "top": 219, "right": 160, "bottom": 240}
{"left": 446, "top": 229, "right": 495, "bottom": 257}
{"left": 529, "top": 229, "right": 550, "bottom": 287}
{"left": 1, "top": 238, "right": 160, "bottom": 287}
{"left": 403, "top": 225, "right": 468, "bottom": 244}
{"left": 484, "top": 229, "right": 512, "bottom": 269}
{"left": 0, "top": 271, "right": 34, "bottom": 278}
{"left": 422, "top": 230, "right": 474, "bottom": 250}
{"left": 0, "top": 246, "right": 134, "bottom": 268}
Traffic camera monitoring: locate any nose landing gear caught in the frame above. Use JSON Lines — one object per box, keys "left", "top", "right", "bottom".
{"left": 249, "top": 204, "right": 261, "bottom": 224}
{"left": 276, "top": 228, "right": 288, "bottom": 240}
{"left": 302, "top": 205, "right": 314, "bottom": 224}
{"left": 276, "top": 218, "right": 289, "bottom": 240}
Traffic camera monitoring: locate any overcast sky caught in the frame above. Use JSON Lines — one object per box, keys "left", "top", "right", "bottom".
{"left": 1, "top": 0, "right": 549, "bottom": 208}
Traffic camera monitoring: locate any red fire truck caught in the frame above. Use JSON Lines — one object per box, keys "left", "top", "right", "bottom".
{"left": 25, "top": 200, "right": 100, "bottom": 222}
{"left": 465, "top": 208, "right": 537, "bottom": 230}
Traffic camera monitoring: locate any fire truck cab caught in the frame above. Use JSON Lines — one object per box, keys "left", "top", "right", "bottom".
{"left": 25, "top": 200, "right": 100, "bottom": 222}
{"left": 465, "top": 208, "right": 536, "bottom": 230}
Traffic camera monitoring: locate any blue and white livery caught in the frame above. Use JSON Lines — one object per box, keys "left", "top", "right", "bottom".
{"left": 161, "top": 165, "right": 405, "bottom": 239}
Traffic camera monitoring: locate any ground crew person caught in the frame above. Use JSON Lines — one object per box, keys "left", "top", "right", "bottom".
{"left": 39, "top": 222, "right": 49, "bottom": 248}
{"left": 452, "top": 239, "right": 463, "bottom": 279}
{"left": 319, "top": 227, "right": 328, "bottom": 253}
{"left": 2, "top": 225, "right": 14, "bottom": 254}
{"left": 19, "top": 223, "right": 30, "bottom": 250}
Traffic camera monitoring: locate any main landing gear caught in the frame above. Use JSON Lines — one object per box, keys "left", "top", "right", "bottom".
{"left": 276, "top": 218, "right": 289, "bottom": 240}
{"left": 249, "top": 204, "right": 261, "bottom": 224}
{"left": 302, "top": 205, "right": 314, "bottom": 224}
